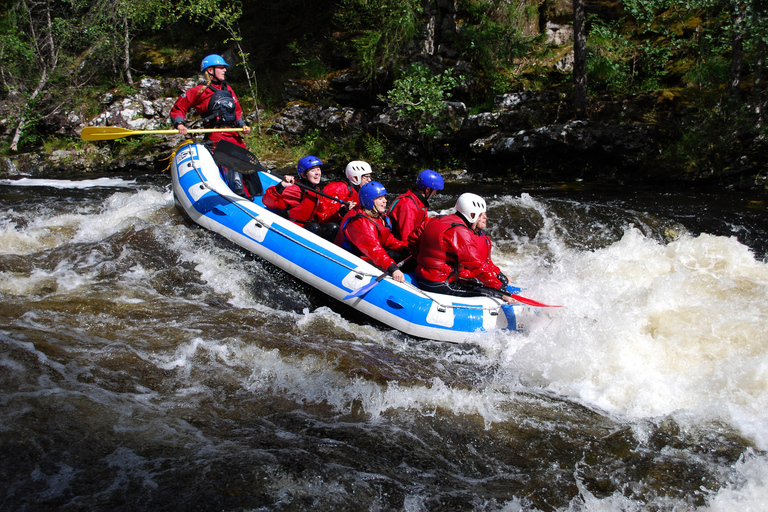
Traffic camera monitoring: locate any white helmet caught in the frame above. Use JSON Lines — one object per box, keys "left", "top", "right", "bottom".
{"left": 455, "top": 193, "right": 486, "bottom": 224}
{"left": 345, "top": 161, "right": 373, "bottom": 186}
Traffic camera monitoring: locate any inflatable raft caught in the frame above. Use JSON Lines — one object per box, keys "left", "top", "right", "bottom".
{"left": 170, "top": 142, "right": 550, "bottom": 343}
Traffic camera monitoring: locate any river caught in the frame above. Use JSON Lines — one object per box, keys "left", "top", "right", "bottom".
{"left": 1, "top": 169, "right": 767, "bottom": 511}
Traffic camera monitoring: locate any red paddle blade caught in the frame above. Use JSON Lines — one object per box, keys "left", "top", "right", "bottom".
{"left": 511, "top": 294, "right": 561, "bottom": 308}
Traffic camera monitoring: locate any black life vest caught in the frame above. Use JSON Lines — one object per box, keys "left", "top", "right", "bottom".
{"left": 203, "top": 84, "right": 237, "bottom": 127}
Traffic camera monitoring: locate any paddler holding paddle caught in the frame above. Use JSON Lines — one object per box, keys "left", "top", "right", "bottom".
{"left": 408, "top": 193, "right": 517, "bottom": 304}
{"left": 263, "top": 156, "right": 347, "bottom": 241}
{"left": 170, "top": 54, "right": 255, "bottom": 197}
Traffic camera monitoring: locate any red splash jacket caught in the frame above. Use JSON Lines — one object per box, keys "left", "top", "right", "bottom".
{"left": 335, "top": 207, "right": 407, "bottom": 273}
{"left": 169, "top": 81, "right": 246, "bottom": 148}
{"left": 263, "top": 181, "right": 337, "bottom": 226}
{"left": 388, "top": 189, "right": 429, "bottom": 241}
{"left": 411, "top": 214, "right": 503, "bottom": 289}
{"left": 320, "top": 181, "right": 358, "bottom": 223}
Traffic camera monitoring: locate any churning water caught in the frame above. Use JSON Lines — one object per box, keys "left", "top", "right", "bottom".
{"left": 1, "top": 171, "right": 767, "bottom": 511}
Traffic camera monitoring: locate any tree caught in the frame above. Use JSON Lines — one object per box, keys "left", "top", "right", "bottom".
{"left": 573, "top": 0, "right": 587, "bottom": 118}
{"left": 7, "top": 0, "right": 65, "bottom": 151}
{"left": 382, "top": 62, "right": 462, "bottom": 143}
{"left": 727, "top": 0, "right": 745, "bottom": 107}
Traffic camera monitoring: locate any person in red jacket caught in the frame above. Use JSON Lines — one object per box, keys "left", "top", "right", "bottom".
{"left": 263, "top": 155, "right": 340, "bottom": 240}
{"left": 170, "top": 54, "right": 255, "bottom": 196}
{"left": 388, "top": 169, "right": 444, "bottom": 241}
{"left": 410, "top": 193, "right": 514, "bottom": 303}
{"left": 321, "top": 160, "right": 373, "bottom": 223}
{"left": 334, "top": 181, "right": 410, "bottom": 283}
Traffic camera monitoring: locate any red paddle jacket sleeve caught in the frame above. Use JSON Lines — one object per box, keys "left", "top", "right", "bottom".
{"left": 169, "top": 83, "right": 246, "bottom": 147}
{"left": 453, "top": 230, "right": 503, "bottom": 289}
{"left": 339, "top": 211, "right": 407, "bottom": 272}
{"left": 319, "top": 181, "right": 357, "bottom": 223}
{"left": 263, "top": 182, "right": 337, "bottom": 225}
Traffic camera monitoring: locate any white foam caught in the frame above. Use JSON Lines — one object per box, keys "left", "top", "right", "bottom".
{"left": 0, "top": 189, "right": 172, "bottom": 255}
{"left": 500, "top": 228, "right": 768, "bottom": 450}
{"left": 1, "top": 177, "right": 137, "bottom": 189}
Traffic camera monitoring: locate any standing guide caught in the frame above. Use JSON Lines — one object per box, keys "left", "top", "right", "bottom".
{"left": 170, "top": 54, "right": 255, "bottom": 197}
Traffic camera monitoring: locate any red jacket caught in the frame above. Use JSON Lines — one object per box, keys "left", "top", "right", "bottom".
{"left": 263, "top": 181, "right": 336, "bottom": 226}
{"left": 334, "top": 206, "right": 407, "bottom": 272}
{"left": 169, "top": 82, "right": 246, "bottom": 148}
{"left": 388, "top": 189, "right": 429, "bottom": 241}
{"left": 413, "top": 213, "right": 503, "bottom": 289}
{"left": 321, "top": 180, "right": 358, "bottom": 223}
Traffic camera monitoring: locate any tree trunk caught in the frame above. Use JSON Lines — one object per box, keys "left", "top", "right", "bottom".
{"left": 123, "top": 16, "right": 134, "bottom": 87}
{"left": 727, "top": 4, "right": 744, "bottom": 107}
{"left": 573, "top": 0, "right": 587, "bottom": 119}
{"left": 10, "top": 67, "right": 47, "bottom": 151}
{"left": 755, "top": 39, "right": 766, "bottom": 128}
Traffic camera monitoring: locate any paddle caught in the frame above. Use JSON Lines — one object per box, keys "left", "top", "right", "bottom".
{"left": 214, "top": 140, "right": 349, "bottom": 204}
{"left": 210, "top": 140, "right": 269, "bottom": 175}
{"left": 343, "top": 256, "right": 412, "bottom": 300}
{"left": 458, "top": 278, "right": 561, "bottom": 308}
{"left": 80, "top": 126, "right": 244, "bottom": 141}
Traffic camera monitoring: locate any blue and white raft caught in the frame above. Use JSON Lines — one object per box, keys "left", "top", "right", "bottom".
{"left": 171, "top": 142, "right": 545, "bottom": 343}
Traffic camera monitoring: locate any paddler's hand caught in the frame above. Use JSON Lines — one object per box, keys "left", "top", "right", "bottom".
{"left": 281, "top": 175, "right": 295, "bottom": 186}
{"left": 347, "top": 201, "right": 357, "bottom": 210}
{"left": 502, "top": 293, "right": 520, "bottom": 305}
{"left": 392, "top": 269, "right": 405, "bottom": 283}
{"left": 242, "top": 125, "right": 251, "bottom": 135}
{"left": 177, "top": 124, "right": 188, "bottom": 135}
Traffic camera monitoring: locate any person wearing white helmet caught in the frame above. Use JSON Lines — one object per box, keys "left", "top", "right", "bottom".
{"left": 320, "top": 160, "right": 373, "bottom": 223}
{"left": 388, "top": 169, "right": 444, "bottom": 241}
{"left": 408, "top": 193, "right": 514, "bottom": 303}
{"left": 170, "top": 54, "right": 253, "bottom": 196}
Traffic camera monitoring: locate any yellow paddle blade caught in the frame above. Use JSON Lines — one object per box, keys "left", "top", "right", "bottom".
{"left": 80, "top": 127, "right": 149, "bottom": 140}
{"left": 80, "top": 126, "right": 244, "bottom": 141}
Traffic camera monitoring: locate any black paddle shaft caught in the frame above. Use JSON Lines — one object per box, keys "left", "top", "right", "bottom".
{"left": 213, "top": 140, "right": 348, "bottom": 205}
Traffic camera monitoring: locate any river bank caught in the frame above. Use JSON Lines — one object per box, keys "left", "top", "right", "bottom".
{"left": 1, "top": 75, "right": 766, "bottom": 193}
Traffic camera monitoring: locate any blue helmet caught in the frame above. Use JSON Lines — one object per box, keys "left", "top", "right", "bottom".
{"left": 296, "top": 155, "right": 323, "bottom": 178}
{"left": 359, "top": 181, "right": 387, "bottom": 209}
{"left": 201, "top": 54, "right": 229, "bottom": 72}
{"left": 416, "top": 169, "right": 444, "bottom": 191}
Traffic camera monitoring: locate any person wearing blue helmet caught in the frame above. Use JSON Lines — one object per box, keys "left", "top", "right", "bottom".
{"left": 170, "top": 54, "right": 253, "bottom": 196}
{"left": 388, "top": 169, "right": 444, "bottom": 241}
{"left": 334, "top": 182, "right": 410, "bottom": 282}
{"left": 263, "top": 156, "right": 340, "bottom": 240}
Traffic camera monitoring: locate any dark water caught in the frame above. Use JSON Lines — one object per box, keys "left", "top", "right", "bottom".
{"left": 1, "top": 171, "right": 767, "bottom": 511}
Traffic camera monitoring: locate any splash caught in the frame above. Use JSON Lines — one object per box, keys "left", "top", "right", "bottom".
{"left": 503, "top": 228, "right": 768, "bottom": 449}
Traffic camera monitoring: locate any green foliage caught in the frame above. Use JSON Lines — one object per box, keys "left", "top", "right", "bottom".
{"left": 586, "top": 18, "right": 634, "bottom": 94}
{"left": 287, "top": 41, "right": 329, "bottom": 79}
{"left": 382, "top": 63, "right": 462, "bottom": 138}
{"left": 363, "top": 132, "right": 388, "bottom": 164}
{"left": 453, "top": 0, "right": 541, "bottom": 95}
{"left": 334, "top": 0, "right": 422, "bottom": 83}
{"left": 300, "top": 127, "right": 322, "bottom": 148}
